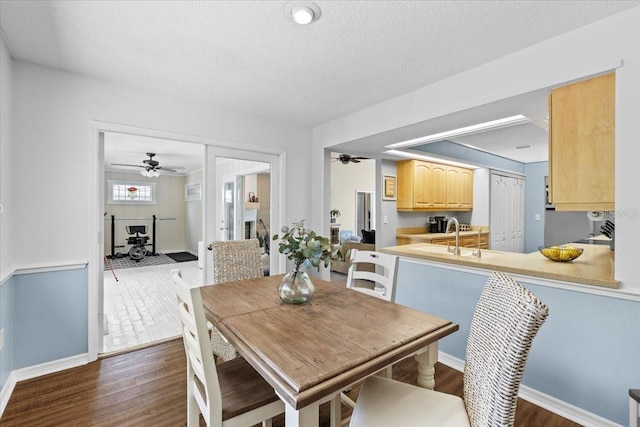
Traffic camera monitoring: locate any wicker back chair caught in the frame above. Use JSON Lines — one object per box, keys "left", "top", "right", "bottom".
{"left": 211, "top": 239, "right": 264, "bottom": 284}
{"left": 349, "top": 271, "right": 549, "bottom": 427}
{"left": 208, "top": 239, "right": 264, "bottom": 361}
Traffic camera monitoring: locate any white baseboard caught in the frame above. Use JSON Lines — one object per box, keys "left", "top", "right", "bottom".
{"left": 0, "top": 353, "right": 88, "bottom": 418}
{"left": 437, "top": 351, "right": 621, "bottom": 427}
{"left": 0, "top": 372, "right": 17, "bottom": 419}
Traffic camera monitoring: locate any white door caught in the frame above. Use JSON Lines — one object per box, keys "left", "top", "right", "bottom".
{"left": 204, "top": 146, "right": 282, "bottom": 284}
{"left": 490, "top": 171, "right": 525, "bottom": 253}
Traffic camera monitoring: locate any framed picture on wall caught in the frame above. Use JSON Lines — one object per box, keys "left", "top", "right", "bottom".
{"left": 383, "top": 174, "right": 397, "bottom": 201}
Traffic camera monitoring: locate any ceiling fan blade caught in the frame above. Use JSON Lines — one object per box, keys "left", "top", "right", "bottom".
{"left": 156, "top": 167, "right": 179, "bottom": 173}
{"left": 157, "top": 165, "right": 185, "bottom": 170}
{"left": 351, "top": 159, "right": 361, "bottom": 163}
{"left": 111, "top": 163, "right": 144, "bottom": 168}
{"left": 351, "top": 156, "right": 369, "bottom": 160}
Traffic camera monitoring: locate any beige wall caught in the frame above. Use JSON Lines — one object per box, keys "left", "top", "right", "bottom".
{"left": 184, "top": 170, "right": 203, "bottom": 254}
{"left": 330, "top": 156, "right": 375, "bottom": 234}
{"left": 104, "top": 171, "right": 187, "bottom": 256}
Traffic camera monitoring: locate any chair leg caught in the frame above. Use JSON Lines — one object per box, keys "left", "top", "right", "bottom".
{"left": 329, "top": 394, "right": 342, "bottom": 427}
{"left": 186, "top": 380, "right": 200, "bottom": 427}
{"left": 262, "top": 419, "right": 272, "bottom": 427}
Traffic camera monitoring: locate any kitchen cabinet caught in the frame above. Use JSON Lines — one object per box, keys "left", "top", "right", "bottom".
{"left": 397, "top": 160, "right": 472, "bottom": 211}
{"left": 549, "top": 72, "right": 615, "bottom": 211}
{"left": 446, "top": 166, "right": 473, "bottom": 209}
{"left": 430, "top": 235, "right": 488, "bottom": 249}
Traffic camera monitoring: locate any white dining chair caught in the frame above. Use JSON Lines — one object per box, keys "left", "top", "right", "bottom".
{"left": 173, "top": 269, "right": 284, "bottom": 427}
{"left": 341, "top": 249, "right": 399, "bottom": 420}
{"left": 349, "top": 271, "right": 549, "bottom": 427}
{"left": 345, "top": 249, "right": 399, "bottom": 302}
{"left": 631, "top": 389, "right": 640, "bottom": 427}
{"left": 209, "top": 239, "right": 264, "bottom": 361}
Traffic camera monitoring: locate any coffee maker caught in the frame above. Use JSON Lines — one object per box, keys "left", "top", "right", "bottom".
{"left": 434, "top": 216, "right": 447, "bottom": 233}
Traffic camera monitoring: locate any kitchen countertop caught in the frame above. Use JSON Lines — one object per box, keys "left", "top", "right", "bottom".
{"left": 380, "top": 242, "right": 618, "bottom": 289}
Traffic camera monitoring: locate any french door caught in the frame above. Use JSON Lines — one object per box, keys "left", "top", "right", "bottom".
{"left": 204, "top": 146, "right": 283, "bottom": 284}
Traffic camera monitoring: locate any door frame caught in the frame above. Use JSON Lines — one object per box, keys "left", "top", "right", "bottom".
{"left": 205, "top": 146, "right": 284, "bottom": 285}
{"left": 89, "top": 121, "right": 285, "bottom": 362}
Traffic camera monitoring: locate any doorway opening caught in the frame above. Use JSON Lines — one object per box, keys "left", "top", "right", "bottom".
{"left": 101, "top": 131, "right": 204, "bottom": 354}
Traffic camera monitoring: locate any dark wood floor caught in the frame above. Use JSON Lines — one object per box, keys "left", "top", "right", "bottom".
{"left": 2, "top": 338, "right": 582, "bottom": 426}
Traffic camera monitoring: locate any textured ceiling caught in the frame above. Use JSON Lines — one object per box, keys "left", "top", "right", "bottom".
{"left": 2, "top": 0, "right": 638, "bottom": 130}
{"left": 2, "top": 1, "right": 639, "bottom": 165}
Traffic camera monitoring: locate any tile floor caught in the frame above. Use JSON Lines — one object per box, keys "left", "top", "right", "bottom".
{"left": 102, "top": 261, "right": 203, "bottom": 354}
{"left": 103, "top": 265, "right": 348, "bottom": 354}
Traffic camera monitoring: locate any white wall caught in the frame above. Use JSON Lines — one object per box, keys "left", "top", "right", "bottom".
{"left": 330, "top": 156, "right": 375, "bottom": 233}
{"left": 184, "top": 170, "right": 203, "bottom": 254}
{"left": 315, "top": 7, "right": 640, "bottom": 291}
{"left": 0, "top": 37, "right": 13, "bottom": 280}
{"left": 10, "top": 60, "right": 311, "bottom": 269}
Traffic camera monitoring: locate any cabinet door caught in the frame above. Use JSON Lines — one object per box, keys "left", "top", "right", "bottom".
{"left": 549, "top": 72, "right": 615, "bottom": 211}
{"left": 414, "top": 162, "right": 446, "bottom": 209}
{"left": 446, "top": 166, "right": 473, "bottom": 209}
{"left": 490, "top": 173, "right": 525, "bottom": 253}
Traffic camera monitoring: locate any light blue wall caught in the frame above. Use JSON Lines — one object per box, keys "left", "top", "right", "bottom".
{"left": 414, "top": 140, "right": 526, "bottom": 174}
{"left": 396, "top": 260, "right": 640, "bottom": 425}
{"left": 0, "top": 277, "right": 14, "bottom": 390}
{"left": 524, "top": 161, "right": 547, "bottom": 253}
{"left": 11, "top": 267, "right": 88, "bottom": 370}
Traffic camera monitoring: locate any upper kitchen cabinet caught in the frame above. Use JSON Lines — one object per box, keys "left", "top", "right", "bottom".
{"left": 549, "top": 72, "right": 615, "bottom": 211}
{"left": 445, "top": 165, "right": 473, "bottom": 209}
{"left": 397, "top": 160, "right": 472, "bottom": 211}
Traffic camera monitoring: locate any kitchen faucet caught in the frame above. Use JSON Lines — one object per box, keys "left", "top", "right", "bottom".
{"left": 446, "top": 217, "right": 461, "bottom": 256}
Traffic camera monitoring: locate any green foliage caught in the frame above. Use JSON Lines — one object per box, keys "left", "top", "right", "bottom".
{"left": 273, "top": 220, "right": 343, "bottom": 271}
{"left": 330, "top": 209, "right": 341, "bottom": 218}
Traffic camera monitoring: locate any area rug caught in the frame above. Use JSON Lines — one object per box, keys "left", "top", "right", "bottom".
{"left": 165, "top": 252, "right": 198, "bottom": 262}
{"left": 104, "top": 253, "right": 177, "bottom": 270}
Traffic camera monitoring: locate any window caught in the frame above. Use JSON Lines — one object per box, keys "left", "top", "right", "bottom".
{"left": 185, "top": 182, "right": 201, "bottom": 201}
{"left": 107, "top": 180, "right": 157, "bottom": 205}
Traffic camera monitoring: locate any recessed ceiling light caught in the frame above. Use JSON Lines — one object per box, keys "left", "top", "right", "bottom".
{"left": 387, "top": 114, "right": 531, "bottom": 149}
{"left": 515, "top": 144, "right": 533, "bottom": 150}
{"left": 285, "top": 1, "right": 321, "bottom": 25}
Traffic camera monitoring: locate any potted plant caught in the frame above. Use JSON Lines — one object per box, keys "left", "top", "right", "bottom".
{"left": 273, "top": 220, "right": 343, "bottom": 304}
{"left": 330, "top": 209, "right": 341, "bottom": 223}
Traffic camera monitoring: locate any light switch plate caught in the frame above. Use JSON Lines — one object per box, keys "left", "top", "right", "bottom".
{"left": 0, "top": 328, "right": 4, "bottom": 351}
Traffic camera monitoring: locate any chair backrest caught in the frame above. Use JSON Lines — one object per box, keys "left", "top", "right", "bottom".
{"left": 173, "top": 269, "right": 222, "bottom": 426}
{"left": 210, "top": 239, "right": 264, "bottom": 284}
{"left": 346, "top": 249, "right": 399, "bottom": 302}
{"left": 463, "top": 272, "right": 549, "bottom": 427}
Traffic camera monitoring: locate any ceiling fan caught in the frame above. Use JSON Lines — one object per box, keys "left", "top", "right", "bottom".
{"left": 111, "top": 152, "right": 185, "bottom": 176}
{"left": 332, "top": 153, "right": 370, "bottom": 164}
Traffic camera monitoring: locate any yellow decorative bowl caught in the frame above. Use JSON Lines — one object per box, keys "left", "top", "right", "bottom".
{"left": 538, "top": 245, "right": 583, "bottom": 262}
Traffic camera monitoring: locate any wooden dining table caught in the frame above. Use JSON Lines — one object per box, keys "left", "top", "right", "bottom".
{"left": 200, "top": 274, "right": 459, "bottom": 427}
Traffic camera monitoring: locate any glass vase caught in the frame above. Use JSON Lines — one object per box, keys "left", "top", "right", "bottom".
{"left": 278, "top": 269, "right": 315, "bottom": 304}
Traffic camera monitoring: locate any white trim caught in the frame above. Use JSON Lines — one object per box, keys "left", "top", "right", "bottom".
{"left": 437, "top": 352, "right": 620, "bottom": 427}
{"left": 398, "top": 257, "right": 640, "bottom": 302}
{"left": 0, "top": 372, "right": 16, "bottom": 418}
{"left": 0, "top": 353, "right": 89, "bottom": 418}
{"left": 12, "top": 261, "right": 88, "bottom": 275}
{"left": 89, "top": 120, "right": 287, "bottom": 362}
